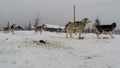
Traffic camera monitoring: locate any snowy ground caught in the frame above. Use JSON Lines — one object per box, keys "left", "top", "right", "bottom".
{"left": 0, "top": 31, "right": 120, "bottom": 68}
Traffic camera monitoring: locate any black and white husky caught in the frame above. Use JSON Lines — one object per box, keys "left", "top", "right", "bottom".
{"left": 93, "top": 22, "right": 116, "bottom": 39}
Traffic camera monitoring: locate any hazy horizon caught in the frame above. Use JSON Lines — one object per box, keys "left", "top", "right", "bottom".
{"left": 0, "top": 0, "right": 120, "bottom": 30}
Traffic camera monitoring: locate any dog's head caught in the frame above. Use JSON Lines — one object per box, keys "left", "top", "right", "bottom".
{"left": 81, "top": 18, "right": 91, "bottom": 24}
{"left": 39, "top": 40, "right": 46, "bottom": 44}
{"left": 111, "top": 22, "right": 116, "bottom": 28}
{"left": 12, "top": 24, "right": 16, "bottom": 27}
{"left": 65, "top": 22, "right": 72, "bottom": 28}
{"left": 42, "top": 24, "right": 47, "bottom": 28}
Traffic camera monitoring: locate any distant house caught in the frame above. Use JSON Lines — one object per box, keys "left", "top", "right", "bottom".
{"left": 45, "top": 24, "right": 65, "bottom": 32}
{"left": 16, "top": 26, "right": 24, "bottom": 30}
{"left": 115, "top": 29, "right": 120, "bottom": 34}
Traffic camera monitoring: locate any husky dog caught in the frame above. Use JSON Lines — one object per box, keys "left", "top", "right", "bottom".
{"left": 3, "top": 24, "right": 16, "bottom": 34}
{"left": 10, "top": 24, "right": 16, "bottom": 35}
{"left": 3, "top": 27, "right": 10, "bottom": 34}
{"left": 93, "top": 22, "right": 116, "bottom": 39}
{"left": 39, "top": 40, "right": 46, "bottom": 44}
{"left": 34, "top": 24, "right": 47, "bottom": 34}
{"left": 66, "top": 18, "right": 91, "bottom": 39}
{"left": 56, "top": 28, "right": 62, "bottom": 34}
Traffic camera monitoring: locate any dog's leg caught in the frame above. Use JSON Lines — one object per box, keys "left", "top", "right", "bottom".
{"left": 5, "top": 29, "right": 9, "bottom": 34}
{"left": 74, "top": 30, "right": 77, "bottom": 35}
{"left": 6, "top": 29, "right": 9, "bottom": 34}
{"left": 78, "top": 32, "right": 81, "bottom": 39}
{"left": 34, "top": 30, "right": 37, "bottom": 35}
{"left": 11, "top": 29, "right": 15, "bottom": 35}
{"left": 97, "top": 33, "right": 100, "bottom": 39}
{"left": 75, "top": 32, "right": 77, "bottom": 35}
{"left": 70, "top": 32, "right": 73, "bottom": 38}
{"left": 109, "top": 31, "right": 114, "bottom": 38}
{"left": 40, "top": 31, "right": 42, "bottom": 35}
{"left": 66, "top": 32, "right": 68, "bottom": 38}
{"left": 40, "top": 29, "right": 44, "bottom": 35}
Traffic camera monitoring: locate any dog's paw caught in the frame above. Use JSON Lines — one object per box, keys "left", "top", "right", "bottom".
{"left": 78, "top": 37, "right": 84, "bottom": 39}
{"left": 103, "top": 37, "right": 109, "bottom": 39}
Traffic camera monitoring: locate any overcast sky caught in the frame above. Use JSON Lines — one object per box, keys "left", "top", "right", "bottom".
{"left": 0, "top": 0, "right": 120, "bottom": 29}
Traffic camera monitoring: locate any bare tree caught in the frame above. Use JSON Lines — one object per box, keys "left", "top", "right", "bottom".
{"left": 28, "top": 20, "right": 32, "bottom": 30}
{"left": 95, "top": 16, "right": 101, "bottom": 25}
{"left": 25, "top": 20, "right": 32, "bottom": 30}
{"left": 7, "top": 21, "right": 10, "bottom": 27}
{"left": 34, "top": 14, "right": 41, "bottom": 27}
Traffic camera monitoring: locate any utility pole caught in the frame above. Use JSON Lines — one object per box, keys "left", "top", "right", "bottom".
{"left": 73, "top": 5, "right": 76, "bottom": 22}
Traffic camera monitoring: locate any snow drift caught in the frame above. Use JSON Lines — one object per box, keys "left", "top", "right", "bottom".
{"left": 0, "top": 31, "right": 120, "bottom": 68}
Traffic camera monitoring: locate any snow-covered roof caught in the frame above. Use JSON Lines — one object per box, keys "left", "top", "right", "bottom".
{"left": 45, "top": 24, "right": 65, "bottom": 29}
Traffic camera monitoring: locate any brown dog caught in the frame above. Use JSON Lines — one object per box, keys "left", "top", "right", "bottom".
{"left": 3, "top": 24, "right": 16, "bottom": 34}
{"left": 56, "top": 28, "right": 62, "bottom": 34}
{"left": 66, "top": 18, "right": 91, "bottom": 39}
{"left": 34, "top": 24, "right": 47, "bottom": 34}
{"left": 3, "top": 27, "right": 10, "bottom": 34}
